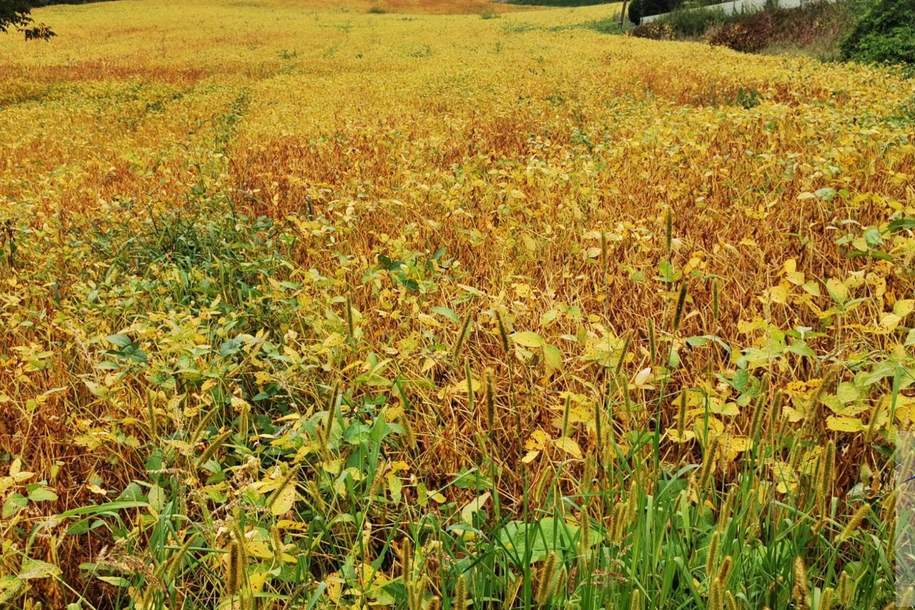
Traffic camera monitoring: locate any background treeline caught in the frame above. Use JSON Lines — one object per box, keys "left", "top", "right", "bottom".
{"left": 27, "top": 1, "right": 108, "bottom": 5}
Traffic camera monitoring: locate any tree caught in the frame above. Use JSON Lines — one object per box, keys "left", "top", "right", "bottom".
{"left": 841, "top": 0, "right": 915, "bottom": 65}
{"left": 628, "top": 0, "right": 642, "bottom": 24}
{"left": 628, "top": 0, "right": 681, "bottom": 25}
{"left": 0, "top": 1, "right": 55, "bottom": 40}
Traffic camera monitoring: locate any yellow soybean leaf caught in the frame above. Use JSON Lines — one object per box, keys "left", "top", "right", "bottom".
{"left": 667, "top": 428, "right": 696, "bottom": 443}
{"left": 429, "top": 491, "right": 446, "bottom": 504}
{"left": 387, "top": 473, "right": 403, "bottom": 504}
{"left": 248, "top": 569, "right": 269, "bottom": 592}
{"left": 271, "top": 479, "right": 297, "bottom": 515}
{"left": 708, "top": 397, "right": 739, "bottom": 417}
{"left": 17, "top": 559, "right": 61, "bottom": 581}
{"left": 553, "top": 436, "right": 582, "bottom": 459}
{"left": 719, "top": 435, "right": 752, "bottom": 461}
{"left": 245, "top": 538, "right": 273, "bottom": 559}
{"left": 894, "top": 299, "right": 914, "bottom": 318}
{"left": 801, "top": 281, "right": 821, "bottom": 297}
{"left": 540, "top": 309, "right": 559, "bottom": 327}
{"left": 826, "top": 416, "right": 865, "bottom": 433}
{"left": 521, "top": 449, "right": 541, "bottom": 464}
{"left": 511, "top": 331, "right": 544, "bottom": 348}
{"left": 322, "top": 459, "right": 342, "bottom": 475}
{"left": 880, "top": 313, "right": 902, "bottom": 331}
{"left": 325, "top": 574, "right": 344, "bottom": 603}
{"left": 836, "top": 382, "right": 860, "bottom": 403}
{"left": 826, "top": 278, "right": 848, "bottom": 304}
{"left": 767, "top": 284, "right": 789, "bottom": 305}
{"left": 543, "top": 344, "right": 562, "bottom": 373}
{"left": 632, "top": 367, "right": 653, "bottom": 388}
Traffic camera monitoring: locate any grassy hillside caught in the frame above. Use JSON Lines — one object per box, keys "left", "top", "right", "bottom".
{"left": 1, "top": 0, "right": 914, "bottom": 608}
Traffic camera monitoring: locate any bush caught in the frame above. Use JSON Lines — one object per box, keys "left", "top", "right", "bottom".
{"left": 707, "top": 12, "right": 775, "bottom": 51}
{"left": 841, "top": 0, "right": 915, "bottom": 65}
{"left": 631, "top": 20, "right": 676, "bottom": 38}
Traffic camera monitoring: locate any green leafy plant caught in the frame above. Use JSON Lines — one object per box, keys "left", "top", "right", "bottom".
{"left": 841, "top": 0, "right": 915, "bottom": 65}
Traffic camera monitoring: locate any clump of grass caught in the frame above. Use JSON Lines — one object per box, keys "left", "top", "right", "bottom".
{"left": 582, "top": 17, "right": 623, "bottom": 34}
{"left": 664, "top": 5, "right": 727, "bottom": 37}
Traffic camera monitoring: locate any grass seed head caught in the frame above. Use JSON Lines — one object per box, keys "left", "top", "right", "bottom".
{"left": 453, "top": 573, "right": 467, "bottom": 610}
{"left": 485, "top": 367, "right": 495, "bottom": 432}
{"left": 452, "top": 311, "right": 473, "bottom": 363}
{"left": 837, "top": 503, "right": 870, "bottom": 543}
{"left": 535, "top": 552, "right": 558, "bottom": 607}
{"left": 793, "top": 556, "right": 809, "bottom": 609}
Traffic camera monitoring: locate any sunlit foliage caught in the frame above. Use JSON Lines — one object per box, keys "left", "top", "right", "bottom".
{"left": 1, "top": 0, "right": 913, "bottom": 608}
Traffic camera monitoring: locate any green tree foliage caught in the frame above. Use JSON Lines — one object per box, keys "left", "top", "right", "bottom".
{"left": 628, "top": 0, "right": 681, "bottom": 25}
{"left": 841, "top": 0, "right": 915, "bottom": 65}
{"left": 0, "top": 1, "right": 55, "bottom": 40}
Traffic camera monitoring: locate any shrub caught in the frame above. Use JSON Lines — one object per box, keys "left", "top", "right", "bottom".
{"left": 841, "top": 0, "right": 915, "bottom": 65}
{"left": 761, "top": 1, "right": 858, "bottom": 53}
{"left": 631, "top": 20, "right": 676, "bottom": 38}
{"left": 707, "top": 12, "right": 775, "bottom": 51}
